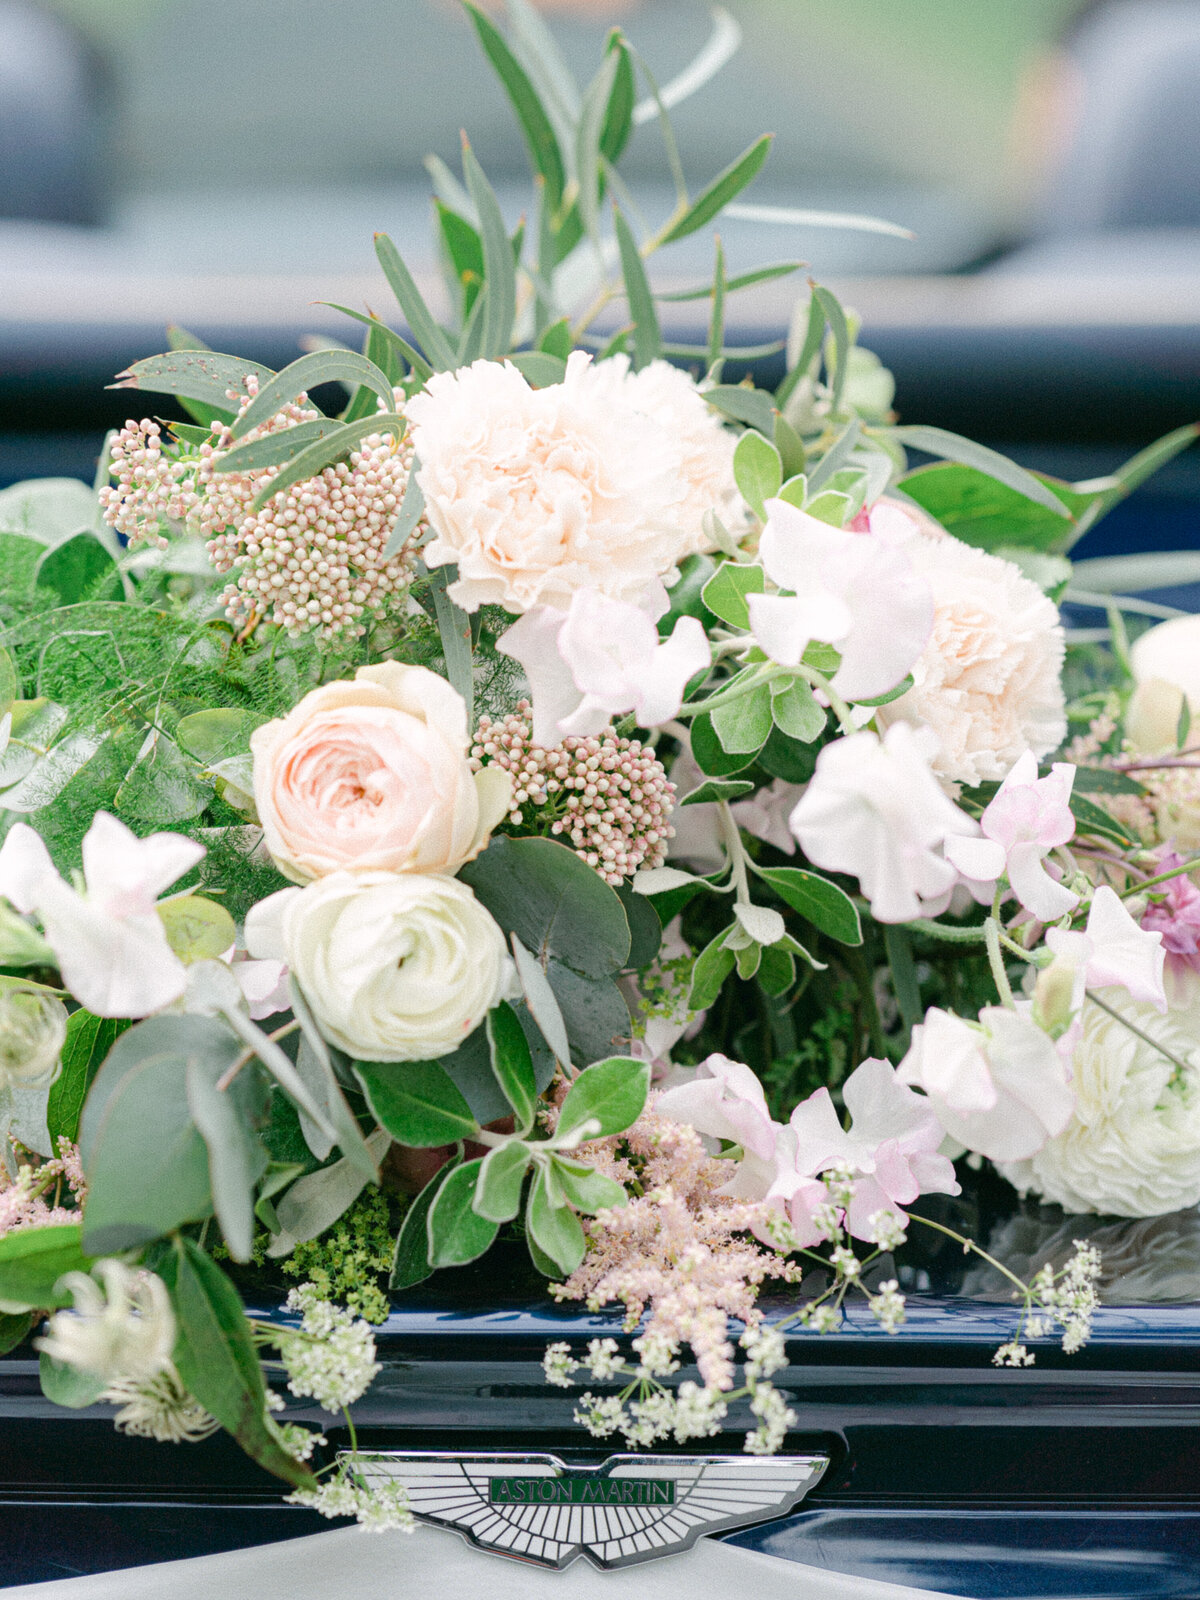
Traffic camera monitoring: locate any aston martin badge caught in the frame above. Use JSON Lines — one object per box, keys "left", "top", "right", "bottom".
{"left": 351, "top": 1450, "right": 829, "bottom": 1569}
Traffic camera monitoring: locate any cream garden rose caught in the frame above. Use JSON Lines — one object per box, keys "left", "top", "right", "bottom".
{"left": 406, "top": 352, "right": 711, "bottom": 614}
{"left": 246, "top": 871, "right": 508, "bottom": 1062}
{"left": 250, "top": 662, "right": 511, "bottom": 884}
{"left": 876, "top": 533, "right": 1067, "bottom": 787}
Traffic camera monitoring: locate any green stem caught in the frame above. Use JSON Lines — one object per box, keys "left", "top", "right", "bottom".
{"left": 792, "top": 662, "right": 857, "bottom": 737}
{"left": 907, "top": 1212, "right": 1030, "bottom": 1299}
{"left": 1084, "top": 989, "right": 1193, "bottom": 1077}
{"left": 679, "top": 663, "right": 784, "bottom": 718}
{"left": 984, "top": 916, "right": 1015, "bottom": 1009}
{"left": 902, "top": 919, "right": 987, "bottom": 943}
{"left": 1118, "top": 856, "right": 1200, "bottom": 899}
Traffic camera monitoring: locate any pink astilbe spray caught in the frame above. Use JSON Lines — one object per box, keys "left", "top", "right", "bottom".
{"left": 470, "top": 701, "right": 675, "bottom": 885}
{"left": 0, "top": 1137, "right": 86, "bottom": 1239}
{"left": 550, "top": 1104, "right": 797, "bottom": 1389}
{"left": 100, "top": 378, "right": 420, "bottom": 640}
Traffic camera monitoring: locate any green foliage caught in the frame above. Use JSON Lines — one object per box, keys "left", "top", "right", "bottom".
{"left": 47, "top": 1010, "right": 129, "bottom": 1146}
{"left": 0, "top": 1224, "right": 91, "bottom": 1311}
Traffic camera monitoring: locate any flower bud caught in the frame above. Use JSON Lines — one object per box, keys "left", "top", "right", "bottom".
{"left": 0, "top": 984, "right": 66, "bottom": 1090}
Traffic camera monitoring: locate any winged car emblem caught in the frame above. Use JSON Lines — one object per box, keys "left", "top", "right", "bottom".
{"left": 352, "top": 1450, "right": 829, "bottom": 1569}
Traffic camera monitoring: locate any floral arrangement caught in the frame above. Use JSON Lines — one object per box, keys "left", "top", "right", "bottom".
{"left": 0, "top": 0, "right": 1198, "bottom": 1537}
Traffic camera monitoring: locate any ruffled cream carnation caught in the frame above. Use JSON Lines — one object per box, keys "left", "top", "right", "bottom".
{"left": 876, "top": 534, "right": 1066, "bottom": 787}
{"left": 1000, "top": 973, "right": 1200, "bottom": 1216}
{"left": 407, "top": 352, "right": 702, "bottom": 614}
{"left": 583, "top": 355, "right": 745, "bottom": 549}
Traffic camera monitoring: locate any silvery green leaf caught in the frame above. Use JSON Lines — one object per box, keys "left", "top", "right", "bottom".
{"left": 267, "top": 1129, "right": 390, "bottom": 1256}
{"left": 465, "top": 4, "right": 565, "bottom": 210}
{"left": 249, "top": 414, "right": 406, "bottom": 514}
{"left": 1069, "top": 551, "right": 1200, "bottom": 592}
{"left": 374, "top": 233, "right": 457, "bottom": 371}
{"left": 109, "top": 351, "right": 275, "bottom": 413}
{"left": 425, "top": 563, "right": 474, "bottom": 728}
{"left": 734, "top": 901, "right": 786, "bottom": 947}
{"left": 382, "top": 460, "right": 425, "bottom": 560}
{"left": 614, "top": 207, "right": 659, "bottom": 370}
{"left": 732, "top": 431, "right": 782, "bottom": 519}
{"left": 726, "top": 201, "right": 914, "bottom": 239}
{"left": 462, "top": 140, "right": 517, "bottom": 359}
{"left": 661, "top": 134, "right": 772, "bottom": 245}
{"left": 891, "top": 427, "right": 1074, "bottom": 518}
{"left": 631, "top": 6, "right": 741, "bottom": 124}
{"left": 510, "top": 935, "right": 572, "bottom": 1066}
{"left": 2, "top": 731, "right": 104, "bottom": 812}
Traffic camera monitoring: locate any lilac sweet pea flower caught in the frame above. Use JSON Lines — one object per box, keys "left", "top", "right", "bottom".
{"left": 0, "top": 813, "right": 203, "bottom": 1017}
{"left": 788, "top": 723, "right": 984, "bottom": 923}
{"left": 497, "top": 588, "right": 709, "bottom": 747}
{"left": 898, "top": 1005, "right": 1075, "bottom": 1163}
{"left": 747, "top": 498, "right": 933, "bottom": 703}
{"left": 1044, "top": 884, "right": 1167, "bottom": 1013}
{"left": 946, "top": 752, "right": 1078, "bottom": 921}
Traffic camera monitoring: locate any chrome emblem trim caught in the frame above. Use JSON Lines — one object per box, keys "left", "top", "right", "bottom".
{"left": 349, "top": 1449, "right": 829, "bottom": 1569}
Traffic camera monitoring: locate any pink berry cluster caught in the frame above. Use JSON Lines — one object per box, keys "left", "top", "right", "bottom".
{"left": 469, "top": 700, "right": 676, "bottom": 885}
{"left": 100, "top": 377, "right": 420, "bottom": 641}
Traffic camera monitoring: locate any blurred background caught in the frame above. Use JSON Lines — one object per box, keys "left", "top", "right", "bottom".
{"left": 2, "top": 0, "right": 1200, "bottom": 560}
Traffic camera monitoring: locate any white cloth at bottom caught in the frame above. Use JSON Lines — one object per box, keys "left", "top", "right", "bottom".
{"left": 5, "top": 1521, "right": 970, "bottom": 1600}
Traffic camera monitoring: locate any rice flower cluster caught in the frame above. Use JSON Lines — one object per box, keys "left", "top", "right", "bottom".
{"left": 469, "top": 700, "right": 676, "bottom": 885}
{"left": 100, "top": 379, "right": 420, "bottom": 640}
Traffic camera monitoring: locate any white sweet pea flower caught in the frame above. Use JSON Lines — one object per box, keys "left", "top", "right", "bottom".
{"left": 655, "top": 1052, "right": 780, "bottom": 1199}
{"left": 731, "top": 778, "right": 806, "bottom": 855}
{"left": 497, "top": 589, "right": 709, "bottom": 748}
{"left": 0, "top": 814, "right": 203, "bottom": 1017}
{"left": 898, "top": 1005, "right": 1075, "bottom": 1163}
{"left": 788, "top": 723, "right": 983, "bottom": 923}
{"left": 946, "top": 752, "right": 1078, "bottom": 921}
{"left": 747, "top": 498, "right": 933, "bottom": 702}
{"left": 1041, "top": 885, "right": 1167, "bottom": 1015}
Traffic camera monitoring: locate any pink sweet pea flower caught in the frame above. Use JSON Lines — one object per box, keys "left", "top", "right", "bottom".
{"left": 747, "top": 497, "right": 933, "bottom": 703}
{"left": 1044, "top": 884, "right": 1167, "bottom": 1013}
{"left": 946, "top": 752, "right": 1078, "bottom": 921}
{"left": 730, "top": 778, "right": 805, "bottom": 855}
{"left": 769, "top": 1059, "right": 959, "bottom": 1243}
{"left": 1140, "top": 853, "right": 1200, "bottom": 985}
{"left": 898, "top": 1005, "right": 1075, "bottom": 1163}
{"left": 497, "top": 589, "right": 709, "bottom": 747}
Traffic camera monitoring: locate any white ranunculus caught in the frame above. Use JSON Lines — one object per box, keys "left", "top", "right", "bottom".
{"left": 246, "top": 871, "right": 507, "bottom": 1063}
{"left": 1001, "top": 973, "right": 1200, "bottom": 1216}
{"left": 407, "top": 353, "right": 703, "bottom": 615}
{"left": 1126, "top": 615, "right": 1200, "bottom": 753}
{"left": 875, "top": 533, "right": 1067, "bottom": 786}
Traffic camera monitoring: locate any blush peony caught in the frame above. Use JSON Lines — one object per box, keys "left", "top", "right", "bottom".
{"left": 250, "top": 662, "right": 511, "bottom": 885}
{"left": 406, "top": 353, "right": 705, "bottom": 614}
{"left": 875, "top": 533, "right": 1067, "bottom": 787}
{"left": 1000, "top": 973, "right": 1200, "bottom": 1216}
{"left": 245, "top": 871, "right": 508, "bottom": 1063}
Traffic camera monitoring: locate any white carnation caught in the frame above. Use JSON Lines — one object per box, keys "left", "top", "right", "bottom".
{"left": 407, "top": 352, "right": 706, "bottom": 614}
{"left": 876, "top": 533, "right": 1066, "bottom": 786}
{"left": 586, "top": 356, "right": 746, "bottom": 549}
{"left": 1001, "top": 972, "right": 1200, "bottom": 1216}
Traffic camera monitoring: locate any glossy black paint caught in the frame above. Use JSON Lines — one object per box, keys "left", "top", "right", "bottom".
{"left": 4, "top": 1202, "right": 1200, "bottom": 1599}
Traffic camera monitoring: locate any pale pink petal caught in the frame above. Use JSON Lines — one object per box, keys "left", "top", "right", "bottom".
{"left": 82, "top": 812, "right": 204, "bottom": 917}
{"left": 944, "top": 834, "right": 1006, "bottom": 883}
{"left": 759, "top": 498, "right": 850, "bottom": 592}
{"left": 634, "top": 616, "right": 710, "bottom": 727}
{"left": 496, "top": 606, "right": 581, "bottom": 747}
{"left": 1006, "top": 841, "right": 1079, "bottom": 922}
{"left": 1083, "top": 885, "right": 1167, "bottom": 1010}
{"left": 244, "top": 888, "right": 300, "bottom": 963}
{"left": 830, "top": 542, "right": 933, "bottom": 703}
{"left": 748, "top": 591, "right": 851, "bottom": 667}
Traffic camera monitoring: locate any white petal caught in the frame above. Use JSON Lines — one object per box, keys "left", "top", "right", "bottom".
{"left": 82, "top": 812, "right": 204, "bottom": 916}
{"left": 0, "top": 823, "right": 60, "bottom": 914}
{"left": 634, "top": 616, "right": 710, "bottom": 727}
{"left": 244, "top": 888, "right": 301, "bottom": 962}
{"left": 1006, "top": 842, "right": 1080, "bottom": 922}
{"left": 944, "top": 834, "right": 1006, "bottom": 883}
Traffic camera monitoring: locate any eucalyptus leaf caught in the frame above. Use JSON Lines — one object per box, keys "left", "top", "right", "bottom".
{"left": 250, "top": 413, "right": 405, "bottom": 514}
{"left": 425, "top": 563, "right": 474, "bottom": 728}
{"left": 613, "top": 207, "right": 659, "bottom": 371}
{"left": 374, "top": 233, "right": 457, "bottom": 371}
{"left": 459, "top": 834, "right": 631, "bottom": 978}
{"left": 510, "top": 935, "right": 572, "bottom": 1065}
{"left": 268, "top": 1129, "right": 390, "bottom": 1256}
{"left": 545, "top": 960, "right": 630, "bottom": 1070}
{"left": 185, "top": 1052, "right": 269, "bottom": 1264}
{"left": 705, "top": 384, "right": 775, "bottom": 434}
{"left": 465, "top": 4, "right": 565, "bottom": 209}
{"left": 382, "top": 461, "right": 426, "bottom": 560}
{"left": 111, "top": 351, "right": 274, "bottom": 413}
{"left": 462, "top": 139, "right": 518, "bottom": 360}
{"left": 214, "top": 417, "right": 346, "bottom": 473}
{"left": 894, "top": 429, "right": 1075, "bottom": 521}
{"left": 660, "top": 134, "right": 772, "bottom": 244}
